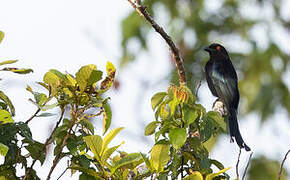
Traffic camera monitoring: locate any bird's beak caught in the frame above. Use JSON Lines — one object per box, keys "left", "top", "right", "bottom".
{"left": 204, "top": 46, "right": 211, "bottom": 52}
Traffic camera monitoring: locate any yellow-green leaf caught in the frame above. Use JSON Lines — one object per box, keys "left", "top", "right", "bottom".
{"left": 102, "top": 100, "right": 112, "bottom": 135}
{"left": 65, "top": 74, "right": 77, "bottom": 86}
{"left": 0, "top": 143, "right": 8, "bottom": 156}
{"left": 205, "top": 167, "right": 231, "bottom": 180}
{"left": 76, "top": 64, "right": 102, "bottom": 92}
{"left": 0, "top": 60, "right": 18, "bottom": 66}
{"left": 150, "top": 144, "right": 170, "bottom": 172}
{"left": 1, "top": 68, "right": 33, "bottom": 74}
{"left": 0, "top": 90, "right": 15, "bottom": 116}
{"left": 43, "top": 71, "right": 61, "bottom": 87}
{"left": 184, "top": 171, "right": 204, "bottom": 180}
{"left": 169, "top": 128, "right": 187, "bottom": 150}
{"left": 111, "top": 153, "right": 143, "bottom": 174}
{"left": 145, "top": 121, "right": 159, "bottom": 136}
{"left": 0, "top": 31, "right": 4, "bottom": 44}
{"left": 0, "top": 110, "right": 14, "bottom": 124}
{"left": 83, "top": 135, "right": 103, "bottom": 159}
{"left": 151, "top": 92, "right": 167, "bottom": 110}
{"left": 101, "top": 127, "right": 124, "bottom": 156}
{"left": 101, "top": 141, "right": 124, "bottom": 164}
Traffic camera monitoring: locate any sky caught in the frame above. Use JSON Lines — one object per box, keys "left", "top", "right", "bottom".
{"left": 0, "top": 0, "right": 289, "bottom": 179}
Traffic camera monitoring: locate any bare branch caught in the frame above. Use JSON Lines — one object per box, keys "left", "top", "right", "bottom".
{"left": 236, "top": 148, "right": 242, "bottom": 179}
{"left": 242, "top": 152, "right": 253, "bottom": 180}
{"left": 127, "top": 0, "right": 187, "bottom": 85}
{"left": 278, "top": 149, "right": 290, "bottom": 180}
{"left": 194, "top": 79, "right": 202, "bottom": 97}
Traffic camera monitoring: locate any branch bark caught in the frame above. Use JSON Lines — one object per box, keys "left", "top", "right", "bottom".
{"left": 242, "top": 152, "right": 253, "bottom": 180}
{"left": 235, "top": 148, "right": 242, "bottom": 179}
{"left": 127, "top": 0, "right": 187, "bottom": 85}
{"left": 278, "top": 149, "right": 290, "bottom": 180}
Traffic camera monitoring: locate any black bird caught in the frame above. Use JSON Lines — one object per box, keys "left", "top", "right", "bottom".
{"left": 204, "top": 43, "right": 250, "bottom": 151}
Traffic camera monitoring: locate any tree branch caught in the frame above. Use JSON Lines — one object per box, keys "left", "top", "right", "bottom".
{"left": 127, "top": 0, "right": 187, "bottom": 85}
{"left": 242, "top": 152, "right": 253, "bottom": 180}
{"left": 235, "top": 148, "right": 242, "bottom": 179}
{"left": 278, "top": 149, "right": 290, "bottom": 180}
{"left": 23, "top": 108, "right": 65, "bottom": 180}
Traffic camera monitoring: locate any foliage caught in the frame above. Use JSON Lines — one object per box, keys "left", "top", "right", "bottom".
{"left": 120, "top": 0, "right": 290, "bottom": 122}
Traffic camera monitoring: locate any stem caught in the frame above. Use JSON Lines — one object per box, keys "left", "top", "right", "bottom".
{"left": 46, "top": 109, "right": 77, "bottom": 180}
{"left": 127, "top": 0, "right": 187, "bottom": 85}
{"left": 242, "top": 152, "right": 253, "bottom": 180}
{"left": 23, "top": 108, "right": 65, "bottom": 180}
{"left": 25, "top": 96, "right": 52, "bottom": 124}
{"left": 236, "top": 148, "right": 242, "bottom": 179}
{"left": 278, "top": 149, "right": 290, "bottom": 180}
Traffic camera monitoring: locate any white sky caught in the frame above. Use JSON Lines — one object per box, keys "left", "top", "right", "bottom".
{"left": 0, "top": 0, "right": 289, "bottom": 179}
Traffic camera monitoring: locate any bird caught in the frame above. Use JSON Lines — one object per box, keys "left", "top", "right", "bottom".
{"left": 204, "top": 43, "right": 251, "bottom": 151}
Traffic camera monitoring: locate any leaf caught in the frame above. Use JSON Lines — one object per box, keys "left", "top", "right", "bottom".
{"left": 168, "top": 128, "right": 187, "bottom": 150}
{"left": 0, "top": 31, "right": 4, "bottom": 44}
{"left": 76, "top": 64, "right": 102, "bottom": 91}
{"left": 151, "top": 92, "right": 167, "bottom": 110}
{"left": 183, "top": 105, "right": 198, "bottom": 127}
{"left": 101, "top": 127, "right": 124, "bottom": 155}
{"left": 150, "top": 144, "right": 170, "bottom": 172}
{"left": 184, "top": 171, "right": 204, "bottom": 180}
{"left": 168, "top": 98, "right": 179, "bottom": 115}
{"left": 0, "top": 90, "right": 15, "bottom": 116}
{"left": 144, "top": 121, "right": 159, "bottom": 136}
{"left": 102, "top": 100, "right": 112, "bottom": 135}
{"left": 0, "top": 143, "right": 8, "bottom": 156}
{"left": 69, "top": 166, "right": 103, "bottom": 179}
{"left": 65, "top": 74, "right": 77, "bottom": 86}
{"left": 1, "top": 68, "right": 33, "bottom": 74}
{"left": 80, "top": 119, "right": 94, "bottom": 134}
{"left": 17, "top": 122, "right": 33, "bottom": 142}
{"left": 0, "top": 60, "right": 18, "bottom": 66}
{"left": 111, "top": 153, "right": 143, "bottom": 174}
{"left": 101, "top": 142, "right": 124, "bottom": 163}
{"left": 210, "top": 159, "right": 225, "bottom": 170}
{"left": 43, "top": 71, "right": 61, "bottom": 87}
{"left": 100, "top": 61, "right": 116, "bottom": 92}
{"left": 24, "top": 141, "right": 45, "bottom": 164}
{"left": 140, "top": 152, "right": 153, "bottom": 172}
{"left": 36, "top": 113, "right": 55, "bottom": 117}
{"left": 83, "top": 135, "right": 103, "bottom": 159}
{"left": 0, "top": 110, "right": 14, "bottom": 124}
{"left": 205, "top": 167, "right": 231, "bottom": 180}
{"left": 206, "top": 111, "right": 226, "bottom": 131}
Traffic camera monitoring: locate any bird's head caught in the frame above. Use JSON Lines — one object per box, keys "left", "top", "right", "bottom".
{"left": 204, "top": 43, "right": 229, "bottom": 58}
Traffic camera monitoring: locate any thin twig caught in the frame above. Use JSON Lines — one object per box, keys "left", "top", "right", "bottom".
{"left": 57, "top": 167, "right": 68, "bottom": 180}
{"left": 278, "top": 149, "right": 290, "bottom": 180}
{"left": 25, "top": 96, "right": 52, "bottom": 124}
{"left": 242, "top": 152, "right": 253, "bottom": 180}
{"left": 23, "top": 108, "right": 65, "bottom": 180}
{"left": 194, "top": 79, "right": 202, "bottom": 97}
{"left": 46, "top": 110, "right": 77, "bottom": 180}
{"left": 236, "top": 148, "right": 242, "bottom": 179}
{"left": 127, "top": 0, "right": 187, "bottom": 85}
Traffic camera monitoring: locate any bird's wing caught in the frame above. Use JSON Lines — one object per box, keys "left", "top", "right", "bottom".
{"left": 210, "top": 61, "right": 239, "bottom": 109}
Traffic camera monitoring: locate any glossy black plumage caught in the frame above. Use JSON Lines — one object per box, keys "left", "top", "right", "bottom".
{"left": 204, "top": 43, "right": 250, "bottom": 151}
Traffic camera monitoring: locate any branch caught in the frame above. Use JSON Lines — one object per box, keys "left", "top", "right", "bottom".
{"left": 235, "top": 148, "right": 242, "bottom": 179}
{"left": 23, "top": 108, "right": 65, "bottom": 180}
{"left": 127, "top": 0, "right": 187, "bottom": 85}
{"left": 194, "top": 79, "right": 202, "bottom": 97}
{"left": 46, "top": 110, "right": 77, "bottom": 180}
{"left": 242, "top": 152, "right": 253, "bottom": 180}
{"left": 278, "top": 149, "right": 290, "bottom": 180}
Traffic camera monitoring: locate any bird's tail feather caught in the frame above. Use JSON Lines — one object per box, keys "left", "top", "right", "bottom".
{"left": 228, "top": 108, "right": 251, "bottom": 151}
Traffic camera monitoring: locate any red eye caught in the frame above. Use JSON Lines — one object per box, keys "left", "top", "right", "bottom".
{"left": 216, "top": 46, "right": 220, "bottom": 51}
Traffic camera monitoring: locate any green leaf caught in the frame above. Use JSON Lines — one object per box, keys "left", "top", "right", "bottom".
{"left": 0, "top": 91, "right": 15, "bottom": 116}
{"left": 17, "top": 122, "right": 33, "bottom": 142}
{"left": 0, "top": 143, "right": 8, "bottom": 156}
{"left": 140, "top": 152, "right": 153, "bottom": 172}
{"left": 76, "top": 64, "right": 102, "bottom": 91}
{"left": 205, "top": 167, "right": 231, "bottom": 180}
{"left": 101, "top": 142, "right": 124, "bottom": 164}
{"left": 151, "top": 92, "right": 167, "bottom": 110}
{"left": 69, "top": 166, "right": 103, "bottom": 179}
{"left": 36, "top": 113, "right": 55, "bottom": 117}
{"left": 210, "top": 159, "right": 225, "bottom": 170}
{"left": 168, "top": 98, "right": 179, "bottom": 115}
{"left": 111, "top": 153, "right": 143, "bottom": 174}
{"left": 102, "top": 100, "right": 112, "bottom": 135}
{"left": 43, "top": 71, "right": 61, "bottom": 88}
{"left": 34, "top": 92, "right": 47, "bottom": 106}
{"left": 80, "top": 119, "right": 94, "bottom": 134}
{"left": 168, "top": 128, "right": 187, "bottom": 149}
{"left": 206, "top": 111, "right": 226, "bottom": 131}
{"left": 0, "top": 31, "right": 4, "bottom": 44}
{"left": 0, "top": 110, "right": 14, "bottom": 124}
{"left": 183, "top": 105, "right": 198, "bottom": 127}
{"left": 0, "top": 60, "right": 18, "bottom": 66}
{"left": 24, "top": 141, "right": 45, "bottom": 165}
{"left": 184, "top": 171, "right": 203, "bottom": 180}
{"left": 83, "top": 135, "right": 103, "bottom": 159}
{"left": 144, "top": 121, "right": 159, "bottom": 136}
{"left": 150, "top": 144, "right": 170, "bottom": 172}
{"left": 101, "top": 127, "right": 124, "bottom": 155}
{"left": 65, "top": 74, "right": 77, "bottom": 86}
{"left": 1, "top": 68, "right": 33, "bottom": 74}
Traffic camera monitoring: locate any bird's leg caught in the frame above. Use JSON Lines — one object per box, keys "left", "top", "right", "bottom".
{"left": 212, "top": 98, "right": 228, "bottom": 117}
